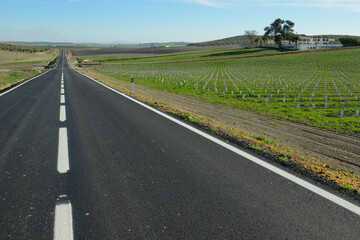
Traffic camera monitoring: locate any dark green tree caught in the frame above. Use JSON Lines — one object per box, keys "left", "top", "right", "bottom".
{"left": 264, "top": 18, "right": 296, "bottom": 48}
{"left": 339, "top": 37, "right": 359, "bottom": 47}
{"left": 274, "top": 35, "right": 283, "bottom": 48}
{"left": 291, "top": 34, "right": 300, "bottom": 48}
{"left": 283, "top": 20, "right": 295, "bottom": 41}
{"left": 264, "top": 18, "right": 284, "bottom": 39}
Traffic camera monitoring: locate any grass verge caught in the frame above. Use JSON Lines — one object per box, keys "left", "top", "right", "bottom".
{"left": 0, "top": 71, "right": 39, "bottom": 92}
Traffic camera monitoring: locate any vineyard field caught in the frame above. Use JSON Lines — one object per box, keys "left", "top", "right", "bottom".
{"left": 95, "top": 47, "right": 360, "bottom": 134}
{"left": 83, "top": 48, "right": 281, "bottom": 63}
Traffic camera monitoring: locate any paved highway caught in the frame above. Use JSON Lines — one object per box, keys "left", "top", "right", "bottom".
{"left": 0, "top": 50, "right": 359, "bottom": 239}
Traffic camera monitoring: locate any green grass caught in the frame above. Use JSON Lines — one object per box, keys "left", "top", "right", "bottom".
{"left": 0, "top": 71, "right": 38, "bottom": 91}
{"left": 340, "top": 184, "right": 355, "bottom": 192}
{"left": 251, "top": 135, "right": 278, "bottom": 146}
{"left": 95, "top": 47, "right": 360, "bottom": 134}
{"left": 250, "top": 144, "right": 262, "bottom": 151}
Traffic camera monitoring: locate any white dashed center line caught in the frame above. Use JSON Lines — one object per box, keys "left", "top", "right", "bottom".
{"left": 57, "top": 127, "right": 70, "bottom": 173}
{"left": 60, "top": 95, "right": 65, "bottom": 104}
{"left": 54, "top": 198, "right": 73, "bottom": 240}
{"left": 54, "top": 65, "right": 73, "bottom": 239}
{"left": 60, "top": 105, "right": 66, "bottom": 122}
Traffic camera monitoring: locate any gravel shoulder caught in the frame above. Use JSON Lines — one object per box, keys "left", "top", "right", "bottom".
{"left": 79, "top": 66, "right": 360, "bottom": 177}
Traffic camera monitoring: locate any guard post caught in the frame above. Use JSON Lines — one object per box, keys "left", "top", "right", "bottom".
{"left": 131, "top": 74, "right": 135, "bottom": 94}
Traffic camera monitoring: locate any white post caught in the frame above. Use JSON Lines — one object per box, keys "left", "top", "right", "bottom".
{"left": 131, "top": 74, "right": 135, "bottom": 94}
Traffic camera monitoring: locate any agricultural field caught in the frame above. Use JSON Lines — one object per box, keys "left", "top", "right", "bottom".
{"left": 0, "top": 47, "right": 59, "bottom": 91}
{"left": 82, "top": 48, "right": 282, "bottom": 64}
{"left": 71, "top": 45, "right": 237, "bottom": 57}
{"left": 0, "top": 49, "right": 58, "bottom": 66}
{"left": 95, "top": 47, "right": 360, "bottom": 134}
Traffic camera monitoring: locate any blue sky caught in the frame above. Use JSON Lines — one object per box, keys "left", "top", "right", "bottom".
{"left": 0, "top": 0, "right": 359, "bottom": 43}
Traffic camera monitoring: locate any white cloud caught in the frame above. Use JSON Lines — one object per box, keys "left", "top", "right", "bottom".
{"left": 168, "top": 0, "right": 234, "bottom": 8}
{"left": 170, "top": 0, "right": 360, "bottom": 11}
{"left": 259, "top": 0, "right": 360, "bottom": 11}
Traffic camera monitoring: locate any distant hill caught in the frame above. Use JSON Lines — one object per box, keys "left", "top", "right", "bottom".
{"left": 137, "top": 42, "right": 190, "bottom": 47}
{"left": 189, "top": 34, "right": 360, "bottom": 47}
{"left": 188, "top": 35, "right": 251, "bottom": 47}
{"left": 1, "top": 41, "right": 105, "bottom": 47}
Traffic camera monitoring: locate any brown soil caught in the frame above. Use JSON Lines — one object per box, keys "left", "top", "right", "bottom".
{"left": 70, "top": 45, "right": 239, "bottom": 56}
{"left": 80, "top": 66, "right": 360, "bottom": 179}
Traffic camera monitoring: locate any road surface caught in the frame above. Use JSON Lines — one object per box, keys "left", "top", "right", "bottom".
{"left": 0, "top": 50, "right": 359, "bottom": 239}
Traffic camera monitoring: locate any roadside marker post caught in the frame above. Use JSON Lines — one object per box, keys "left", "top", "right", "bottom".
{"left": 131, "top": 74, "right": 135, "bottom": 95}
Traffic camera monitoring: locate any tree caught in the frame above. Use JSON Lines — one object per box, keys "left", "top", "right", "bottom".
{"left": 291, "top": 34, "right": 300, "bottom": 48}
{"left": 264, "top": 18, "right": 284, "bottom": 40}
{"left": 274, "top": 34, "right": 283, "bottom": 48}
{"left": 282, "top": 20, "right": 295, "bottom": 41}
{"left": 339, "top": 37, "right": 359, "bottom": 47}
{"left": 264, "top": 18, "right": 296, "bottom": 48}
{"left": 244, "top": 30, "right": 258, "bottom": 46}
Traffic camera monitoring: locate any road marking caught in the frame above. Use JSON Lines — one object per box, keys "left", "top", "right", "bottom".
{"left": 60, "top": 105, "right": 66, "bottom": 122}
{"left": 61, "top": 89, "right": 65, "bottom": 94}
{"left": 57, "top": 127, "right": 69, "bottom": 173}
{"left": 61, "top": 83, "right": 64, "bottom": 89}
{"left": 60, "top": 95, "right": 65, "bottom": 104}
{"left": 54, "top": 199, "right": 73, "bottom": 240}
{"left": 74, "top": 69, "right": 360, "bottom": 217}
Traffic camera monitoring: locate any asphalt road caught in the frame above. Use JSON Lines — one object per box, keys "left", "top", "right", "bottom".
{"left": 0, "top": 50, "right": 359, "bottom": 239}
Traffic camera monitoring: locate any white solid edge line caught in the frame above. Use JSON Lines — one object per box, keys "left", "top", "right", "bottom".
{"left": 57, "top": 127, "right": 70, "bottom": 173}
{"left": 60, "top": 105, "right": 66, "bottom": 122}
{"left": 0, "top": 53, "right": 61, "bottom": 97}
{"left": 73, "top": 68, "right": 360, "bottom": 216}
{"left": 54, "top": 201, "right": 73, "bottom": 240}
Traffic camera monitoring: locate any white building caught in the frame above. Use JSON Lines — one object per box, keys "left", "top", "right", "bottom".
{"left": 267, "top": 35, "right": 343, "bottom": 50}
{"left": 296, "top": 35, "right": 343, "bottom": 50}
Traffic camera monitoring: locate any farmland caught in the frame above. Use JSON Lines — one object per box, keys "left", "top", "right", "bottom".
{"left": 71, "top": 45, "right": 238, "bottom": 57}
{"left": 0, "top": 47, "right": 59, "bottom": 91}
{"left": 94, "top": 47, "right": 360, "bottom": 134}
{"left": 82, "top": 48, "right": 282, "bottom": 64}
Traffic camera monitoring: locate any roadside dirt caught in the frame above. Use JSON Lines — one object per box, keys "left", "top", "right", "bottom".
{"left": 80, "top": 66, "right": 360, "bottom": 179}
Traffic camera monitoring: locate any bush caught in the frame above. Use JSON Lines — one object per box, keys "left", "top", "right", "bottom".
{"left": 339, "top": 37, "right": 359, "bottom": 47}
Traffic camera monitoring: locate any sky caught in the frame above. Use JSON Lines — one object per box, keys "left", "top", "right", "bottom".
{"left": 0, "top": 0, "right": 359, "bottom": 43}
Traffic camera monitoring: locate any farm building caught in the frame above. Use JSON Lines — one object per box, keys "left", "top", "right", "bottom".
{"left": 296, "top": 35, "right": 343, "bottom": 50}
{"left": 268, "top": 35, "right": 343, "bottom": 50}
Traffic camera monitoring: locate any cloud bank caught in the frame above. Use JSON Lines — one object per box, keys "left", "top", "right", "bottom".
{"left": 172, "top": 0, "right": 360, "bottom": 11}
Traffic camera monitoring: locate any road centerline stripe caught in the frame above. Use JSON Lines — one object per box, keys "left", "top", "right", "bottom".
{"left": 57, "top": 127, "right": 70, "bottom": 174}
{"left": 54, "top": 198, "right": 73, "bottom": 240}
{"left": 60, "top": 95, "right": 65, "bottom": 104}
{"left": 60, "top": 105, "right": 66, "bottom": 122}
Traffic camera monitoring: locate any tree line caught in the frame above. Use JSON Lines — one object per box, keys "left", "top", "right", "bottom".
{"left": 0, "top": 43, "right": 50, "bottom": 53}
